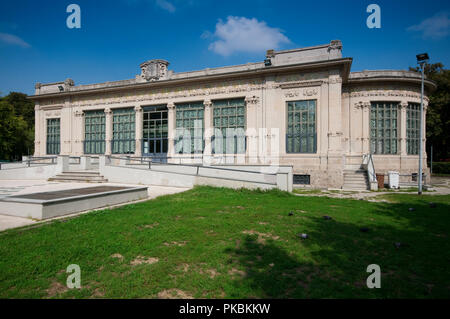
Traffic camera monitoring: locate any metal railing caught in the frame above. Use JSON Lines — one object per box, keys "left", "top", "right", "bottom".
{"left": 362, "top": 153, "right": 377, "bottom": 184}
{"left": 105, "top": 155, "right": 279, "bottom": 179}
{"left": 0, "top": 156, "right": 57, "bottom": 170}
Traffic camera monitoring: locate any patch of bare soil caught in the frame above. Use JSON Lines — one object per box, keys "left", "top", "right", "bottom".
{"left": 228, "top": 267, "right": 247, "bottom": 277}
{"left": 242, "top": 230, "right": 280, "bottom": 244}
{"left": 110, "top": 253, "right": 124, "bottom": 260}
{"left": 163, "top": 241, "right": 188, "bottom": 247}
{"left": 176, "top": 263, "right": 190, "bottom": 272}
{"left": 91, "top": 288, "right": 105, "bottom": 298}
{"left": 130, "top": 256, "right": 159, "bottom": 266}
{"left": 141, "top": 222, "right": 159, "bottom": 229}
{"left": 46, "top": 280, "right": 69, "bottom": 298}
{"left": 199, "top": 268, "right": 219, "bottom": 279}
{"left": 157, "top": 288, "right": 193, "bottom": 299}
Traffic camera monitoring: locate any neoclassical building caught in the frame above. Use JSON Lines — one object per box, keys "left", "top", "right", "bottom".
{"left": 29, "top": 40, "right": 435, "bottom": 189}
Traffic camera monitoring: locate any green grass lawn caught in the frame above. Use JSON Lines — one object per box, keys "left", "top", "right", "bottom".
{"left": 0, "top": 186, "right": 449, "bottom": 298}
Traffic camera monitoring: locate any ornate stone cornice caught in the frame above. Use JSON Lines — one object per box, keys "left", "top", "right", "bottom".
{"left": 279, "top": 80, "right": 323, "bottom": 89}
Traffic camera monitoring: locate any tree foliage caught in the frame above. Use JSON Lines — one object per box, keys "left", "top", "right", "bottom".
{"left": 410, "top": 63, "right": 450, "bottom": 161}
{"left": 0, "top": 92, "right": 34, "bottom": 161}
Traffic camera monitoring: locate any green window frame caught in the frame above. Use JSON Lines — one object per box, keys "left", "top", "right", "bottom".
{"left": 142, "top": 105, "right": 168, "bottom": 155}
{"left": 286, "top": 100, "right": 317, "bottom": 153}
{"left": 370, "top": 102, "right": 399, "bottom": 154}
{"left": 84, "top": 110, "right": 105, "bottom": 154}
{"left": 46, "top": 118, "right": 60, "bottom": 155}
{"left": 175, "top": 102, "right": 204, "bottom": 154}
{"left": 212, "top": 98, "right": 246, "bottom": 154}
{"left": 407, "top": 103, "right": 420, "bottom": 155}
{"left": 112, "top": 108, "right": 135, "bottom": 154}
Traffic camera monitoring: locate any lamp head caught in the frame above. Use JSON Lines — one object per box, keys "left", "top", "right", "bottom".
{"left": 416, "top": 53, "right": 429, "bottom": 64}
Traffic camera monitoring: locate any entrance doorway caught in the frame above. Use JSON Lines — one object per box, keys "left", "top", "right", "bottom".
{"left": 142, "top": 105, "right": 168, "bottom": 162}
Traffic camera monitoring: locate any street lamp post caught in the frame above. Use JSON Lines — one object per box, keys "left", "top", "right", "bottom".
{"left": 416, "top": 53, "right": 429, "bottom": 195}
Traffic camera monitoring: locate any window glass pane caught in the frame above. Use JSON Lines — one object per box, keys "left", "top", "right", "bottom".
{"left": 369, "top": 102, "right": 399, "bottom": 154}
{"left": 212, "top": 98, "right": 246, "bottom": 154}
{"left": 175, "top": 101, "right": 204, "bottom": 154}
{"left": 112, "top": 108, "right": 135, "bottom": 154}
{"left": 406, "top": 103, "right": 420, "bottom": 155}
{"left": 46, "top": 118, "right": 60, "bottom": 155}
{"left": 84, "top": 110, "right": 105, "bottom": 154}
{"left": 286, "top": 100, "right": 316, "bottom": 153}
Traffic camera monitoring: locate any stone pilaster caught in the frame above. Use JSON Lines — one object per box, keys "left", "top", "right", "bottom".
{"left": 34, "top": 103, "right": 41, "bottom": 156}
{"left": 104, "top": 108, "right": 112, "bottom": 155}
{"left": 203, "top": 99, "right": 213, "bottom": 162}
{"left": 60, "top": 97, "right": 72, "bottom": 155}
{"left": 134, "top": 105, "right": 143, "bottom": 157}
{"left": 362, "top": 101, "right": 371, "bottom": 154}
{"left": 74, "top": 110, "right": 84, "bottom": 155}
{"left": 399, "top": 101, "right": 408, "bottom": 156}
{"left": 326, "top": 72, "right": 344, "bottom": 188}
{"left": 245, "top": 96, "right": 259, "bottom": 163}
{"left": 167, "top": 102, "right": 176, "bottom": 158}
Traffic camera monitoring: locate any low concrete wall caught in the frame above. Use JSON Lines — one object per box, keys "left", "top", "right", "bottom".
{"left": 0, "top": 164, "right": 58, "bottom": 180}
{"left": 100, "top": 164, "right": 197, "bottom": 188}
{"left": 0, "top": 186, "right": 148, "bottom": 219}
{"left": 100, "top": 157, "right": 293, "bottom": 191}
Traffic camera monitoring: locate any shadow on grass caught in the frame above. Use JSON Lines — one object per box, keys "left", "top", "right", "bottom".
{"left": 226, "top": 196, "right": 450, "bottom": 298}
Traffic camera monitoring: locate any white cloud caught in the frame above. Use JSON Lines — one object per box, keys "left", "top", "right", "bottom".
{"left": 205, "top": 16, "right": 290, "bottom": 56}
{"left": 0, "top": 32, "right": 30, "bottom": 48}
{"left": 155, "top": 0, "right": 175, "bottom": 13}
{"left": 407, "top": 12, "right": 450, "bottom": 39}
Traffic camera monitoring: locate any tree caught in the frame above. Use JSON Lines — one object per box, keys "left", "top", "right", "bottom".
{"left": 0, "top": 93, "right": 34, "bottom": 161}
{"left": 410, "top": 63, "right": 450, "bottom": 161}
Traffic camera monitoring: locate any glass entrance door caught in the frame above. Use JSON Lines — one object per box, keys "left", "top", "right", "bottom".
{"left": 142, "top": 105, "right": 168, "bottom": 161}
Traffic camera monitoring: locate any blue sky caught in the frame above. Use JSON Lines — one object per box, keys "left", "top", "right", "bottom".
{"left": 0, "top": 0, "right": 449, "bottom": 95}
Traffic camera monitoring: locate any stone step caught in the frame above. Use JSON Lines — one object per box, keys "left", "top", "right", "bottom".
{"left": 344, "top": 170, "right": 367, "bottom": 174}
{"left": 62, "top": 171, "right": 100, "bottom": 175}
{"left": 344, "top": 164, "right": 364, "bottom": 170}
{"left": 344, "top": 176, "right": 369, "bottom": 181}
{"left": 54, "top": 173, "right": 103, "bottom": 178}
{"left": 343, "top": 183, "right": 369, "bottom": 189}
{"left": 51, "top": 176, "right": 107, "bottom": 182}
{"left": 48, "top": 178, "right": 108, "bottom": 183}
{"left": 48, "top": 171, "right": 108, "bottom": 183}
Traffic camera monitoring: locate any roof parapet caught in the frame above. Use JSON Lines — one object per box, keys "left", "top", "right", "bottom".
{"left": 265, "top": 40, "right": 343, "bottom": 67}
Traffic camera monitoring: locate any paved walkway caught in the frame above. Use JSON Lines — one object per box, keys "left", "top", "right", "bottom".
{"left": 0, "top": 180, "right": 190, "bottom": 232}
{"left": 294, "top": 176, "right": 450, "bottom": 202}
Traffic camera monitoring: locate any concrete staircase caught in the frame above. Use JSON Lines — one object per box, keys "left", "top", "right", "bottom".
{"left": 343, "top": 169, "right": 370, "bottom": 190}
{"left": 48, "top": 171, "right": 108, "bottom": 183}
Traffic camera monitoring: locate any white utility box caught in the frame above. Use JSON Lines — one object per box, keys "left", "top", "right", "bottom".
{"left": 388, "top": 171, "right": 399, "bottom": 189}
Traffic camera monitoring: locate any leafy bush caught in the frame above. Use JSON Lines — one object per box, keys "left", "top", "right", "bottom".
{"left": 430, "top": 162, "right": 450, "bottom": 174}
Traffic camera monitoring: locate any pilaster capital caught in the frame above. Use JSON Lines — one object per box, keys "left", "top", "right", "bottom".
{"left": 245, "top": 95, "right": 259, "bottom": 106}
{"left": 203, "top": 99, "right": 212, "bottom": 108}
{"left": 104, "top": 108, "right": 112, "bottom": 115}
{"left": 134, "top": 105, "right": 143, "bottom": 112}
{"left": 167, "top": 102, "right": 175, "bottom": 110}
{"left": 354, "top": 101, "right": 370, "bottom": 109}
{"left": 74, "top": 110, "right": 84, "bottom": 117}
{"left": 400, "top": 101, "right": 409, "bottom": 109}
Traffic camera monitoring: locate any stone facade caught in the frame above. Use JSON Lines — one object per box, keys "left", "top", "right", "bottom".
{"left": 29, "top": 40, "right": 436, "bottom": 189}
